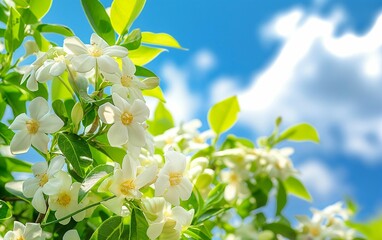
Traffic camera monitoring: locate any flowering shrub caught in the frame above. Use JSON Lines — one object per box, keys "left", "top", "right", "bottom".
{"left": 0, "top": 0, "right": 375, "bottom": 239}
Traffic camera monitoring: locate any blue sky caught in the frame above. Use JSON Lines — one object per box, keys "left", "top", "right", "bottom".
{"left": 39, "top": 0, "right": 382, "bottom": 221}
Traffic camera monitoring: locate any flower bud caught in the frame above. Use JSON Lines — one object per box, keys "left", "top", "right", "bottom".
{"left": 142, "top": 77, "right": 159, "bottom": 89}
{"left": 23, "top": 41, "right": 39, "bottom": 57}
{"left": 71, "top": 102, "right": 83, "bottom": 131}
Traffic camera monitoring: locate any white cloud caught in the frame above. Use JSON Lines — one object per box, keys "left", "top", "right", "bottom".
{"left": 298, "top": 160, "right": 348, "bottom": 200}
{"left": 192, "top": 49, "right": 216, "bottom": 72}
{"left": 212, "top": 8, "right": 382, "bottom": 163}
{"left": 210, "top": 76, "right": 240, "bottom": 103}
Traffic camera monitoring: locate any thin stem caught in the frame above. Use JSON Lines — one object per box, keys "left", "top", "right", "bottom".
{"left": 41, "top": 196, "right": 115, "bottom": 227}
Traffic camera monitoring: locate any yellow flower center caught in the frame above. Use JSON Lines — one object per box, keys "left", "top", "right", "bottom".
{"left": 169, "top": 172, "right": 183, "bottom": 186}
{"left": 121, "top": 75, "right": 133, "bottom": 87}
{"left": 89, "top": 45, "right": 102, "bottom": 57}
{"left": 229, "top": 172, "right": 239, "bottom": 183}
{"left": 193, "top": 136, "right": 204, "bottom": 144}
{"left": 16, "top": 236, "right": 25, "bottom": 240}
{"left": 54, "top": 55, "right": 66, "bottom": 62}
{"left": 38, "top": 173, "right": 49, "bottom": 187}
{"left": 120, "top": 179, "right": 136, "bottom": 195}
{"left": 57, "top": 192, "right": 71, "bottom": 207}
{"left": 309, "top": 226, "right": 320, "bottom": 237}
{"left": 26, "top": 119, "right": 39, "bottom": 134}
{"left": 121, "top": 112, "right": 133, "bottom": 125}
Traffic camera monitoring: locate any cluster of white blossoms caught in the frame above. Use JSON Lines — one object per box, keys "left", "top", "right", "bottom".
{"left": 215, "top": 146, "right": 298, "bottom": 202}
{"left": 296, "top": 202, "right": 355, "bottom": 240}
{"left": 155, "top": 119, "right": 215, "bottom": 153}
{"left": 5, "top": 33, "right": 196, "bottom": 239}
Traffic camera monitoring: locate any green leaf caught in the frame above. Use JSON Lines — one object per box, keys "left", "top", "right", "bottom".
{"left": 29, "top": 0, "right": 52, "bottom": 20}
{"left": 36, "top": 24, "right": 74, "bottom": 37}
{"left": 0, "top": 85, "right": 27, "bottom": 116}
{"left": 0, "top": 156, "right": 32, "bottom": 173}
{"left": 110, "top": 0, "right": 146, "bottom": 35}
{"left": 33, "top": 31, "right": 51, "bottom": 51}
{"left": 0, "top": 200, "right": 12, "bottom": 220}
{"left": 78, "top": 164, "right": 114, "bottom": 202}
{"left": 143, "top": 86, "right": 165, "bottom": 102}
{"left": 262, "top": 223, "right": 296, "bottom": 239}
{"left": 52, "top": 99, "right": 68, "bottom": 123}
{"left": 81, "top": 0, "right": 115, "bottom": 45}
{"left": 204, "top": 183, "right": 226, "bottom": 209}
{"left": 52, "top": 73, "right": 73, "bottom": 101}
{"left": 57, "top": 133, "right": 93, "bottom": 178}
{"left": 184, "top": 227, "right": 212, "bottom": 240}
{"left": 284, "top": 176, "right": 312, "bottom": 201}
{"left": 347, "top": 215, "right": 382, "bottom": 240}
{"left": 135, "top": 65, "right": 157, "bottom": 77}
{"left": 13, "top": 0, "right": 29, "bottom": 8}
{"left": 90, "top": 141, "right": 126, "bottom": 165}
{"left": 276, "top": 180, "right": 287, "bottom": 215}
{"left": 90, "top": 216, "right": 124, "bottom": 240}
{"left": 129, "top": 46, "right": 166, "bottom": 66}
{"left": 0, "top": 122, "right": 14, "bottom": 145}
{"left": 208, "top": 96, "right": 240, "bottom": 135}
{"left": 147, "top": 102, "right": 174, "bottom": 136}
{"left": 141, "top": 32, "right": 183, "bottom": 49}
{"left": 130, "top": 208, "right": 149, "bottom": 240}
{"left": 5, "top": 181, "right": 31, "bottom": 202}
{"left": 5, "top": 7, "right": 25, "bottom": 53}
{"left": 278, "top": 123, "right": 320, "bottom": 143}
{"left": 120, "top": 28, "right": 141, "bottom": 50}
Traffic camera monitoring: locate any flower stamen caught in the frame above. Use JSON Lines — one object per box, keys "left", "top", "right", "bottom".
{"left": 169, "top": 172, "right": 183, "bottom": 186}
{"left": 121, "top": 112, "right": 133, "bottom": 125}
{"left": 26, "top": 119, "right": 39, "bottom": 134}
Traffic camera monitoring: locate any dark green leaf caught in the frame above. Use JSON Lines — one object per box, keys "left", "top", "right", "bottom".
{"left": 120, "top": 28, "right": 141, "bottom": 50}
{"left": 90, "top": 216, "right": 124, "bottom": 240}
{"left": 5, "top": 7, "right": 25, "bottom": 54}
{"left": 0, "top": 156, "right": 31, "bottom": 173}
{"left": 81, "top": 0, "right": 115, "bottom": 45}
{"left": 276, "top": 180, "right": 287, "bottom": 215}
{"left": 130, "top": 208, "right": 149, "bottom": 240}
{"left": 0, "top": 122, "right": 14, "bottom": 145}
{"left": 57, "top": 133, "right": 93, "bottom": 178}
{"left": 263, "top": 223, "right": 297, "bottom": 239}
{"left": 0, "top": 200, "right": 12, "bottom": 220}
{"left": 36, "top": 24, "right": 75, "bottom": 36}
{"left": 135, "top": 65, "right": 157, "bottom": 77}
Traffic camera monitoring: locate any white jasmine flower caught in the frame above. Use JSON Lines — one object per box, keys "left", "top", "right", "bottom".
{"left": 63, "top": 229, "right": 80, "bottom": 240}
{"left": 256, "top": 148, "right": 297, "bottom": 180}
{"left": 155, "top": 151, "right": 193, "bottom": 205}
{"left": 63, "top": 33, "right": 127, "bottom": 73}
{"left": 23, "top": 155, "right": 65, "bottom": 213}
{"left": 101, "top": 155, "right": 157, "bottom": 215}
{"left": 19, "top": 53, "right": 46, "bottom": 91}
{"left": 9, "top": 97, "right": 64, "bottom": 154}
{"left": 4, "top": 221, "right": 44, "bottom": 240}
{"left": 45, "top": 172, "right": 87, "bottom": 225}
{"left": 98, "top": 93, "right": 149, "bottom": 147}
{"left": 143, "top": 197, "right": 194, "bottom": 240}
{"left": 104, "top": 57, "right": 151, "bottom": 100}
{"left": 154, "top": 127, "right": 183, "bottom": 151}
{"left": 35, "top": 47, "right": 68, "bottom": 82}
{"left": 221, "top": 168, "right": 250, "bottom": 202}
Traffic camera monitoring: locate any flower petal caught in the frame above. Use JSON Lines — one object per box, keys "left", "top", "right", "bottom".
{"left": 31, "top": 161, "right": 48, "bottom": 176}
{"left": 49, "top": 61, "right": 66, "bottom": 76}
{"left": 31, "top": 132, "right": 49, "bottom": 153}
{"left": 165, "top": 150, "right": 186, "bottom": 172}
{"left": 22, "top": 178, "right": 40, "bottom": 198}
{"left": 90, "top": 33, "right": 109, "bottom": 49}
{"left": 122, "top": 57, "right": 136, "bottom": 76}
{"left": 32, "top": 188, "right": 47, "bottom": 213}
{"left": 98, "top": 102, "right": 119, "bottom": 124}
{"left": 63, "top": 230, "right": 80, "bottom": 240}
{"left": 112, "top": 93, "right": 131, "bottom": 112}
{"left": 103, "top": 45, "right": 128, "bottom": 58}
{"left": 9, "top": 113, "right": 29, "bottom": 130}
{"left": 127, "top": 123, "right": 146, "bottom": 147}
{"left": 35, "top": 61, "right": 54, "bottom": 82}
{"left": 108, "top": 123, "right": 128, "bottom": 146}
{"left": 64, "top": 36, "right": 88, "bottom": 55}
{"left": 103, "top": 71, "right": 121, "bottom": 84}
{"left": 97, "top": 55, "right": 119, "bottom": 74}
{"left": 27, "top": 74, "right": 39, "bottom": 92}
{"left": 122, "top": 155, "right": 137, "bottom": 180}
{"left": 10, "top": 131, "right": 32, "bottom": 154}
{"left": 102, "top": 196, "right": 125, "bottom": 216}
{"left": 164, "top": 186, "right": 180, "bottom": 205}
{"left": 147, "top": 221, "right": 165, "bottom": 240}
{"left": 71, "top": 54, "right": 96, "bottom": 73}
{"left": 29, "top": 97, "right": 49, "bottom": 120}
{"left": 23, "top": 222, "right": 42, "bottom": 239}
{"left": 39, "top": 114, "right": 64, "bottom": 133}
{"left": 155, "top": 175, "right": 170, "bottom": 196}
{"left": 130, "top": 99, "right": 149, "bottom": 123}
{"left": 178, "top": 178, "right": 193, "bottom": 201}
{"left": 135, "top": 164, "right": 157, "bottom": 189}
{"left": 47, "top": 155, "right": 65, "bottom": 175}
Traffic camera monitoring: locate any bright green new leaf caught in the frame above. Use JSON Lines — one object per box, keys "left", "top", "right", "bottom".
{"left": 276, "top": 180, "right": 287, "bottom": 215}
{"left": 57, "top": 133, "right": 93, "bottom": 178}
{"left": 110, "top": 0, "right": 146, "bottom": 35}
{"left": 13, "top": 0, "right": 29, "bottom": 8}
{"left": 129, "top": 46, "right": 167, "bottom": 66}
{"left": 278, "top": 123, "right": 320, "bottom": 143}
{"left": 33, "top": 31, "right": 51, "bottom": 51}
{"left": 130, "top": 208, "right": 149, "bottom": 240}
{"left": 0, "top": 200, "right": 12, "bottom": 220}
{"left": 0, "top": 122, "right": 14, "bottom": 145}
{"left": 141, "top": 32, "right": 183, "bottom": 49}
{"left": 263, "top": 223, "right": 296, "bottom": 239}
{"left": 120, "top": 28, "right": 141, "bottom": 50}
{"left": 147, "top": 102, "right": 173, "bottom": 136}
{"left": 28, "top": 0, "right": 52, "bottom": 20}
{"left": 208, "top": 96, "right": 240, "bottom": 135}
{"left": 143, "top": 86, "right": 166, "bottom": 102}
{"left": 90, "top": 216, "right": 124, "bottom": 240}
{"left": 284, "top": 176, "right": 312, "bottom": 201}
{"left": 51, "top": 73, "right": 73, "bottom": 101}
{"left": 347, "top": 215, "right": 382, "bottom": 239}
{"left": 5, "top": 7, "right": 24, "bottom": 53}
{"left": 81, "top": 0, "right": 115, "bottom": 45}
{"left": 36, "top": 24, "right": 75, "bottom": 36}
{"left": 78, "top": 164, "right": 114, "bottom": 202}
